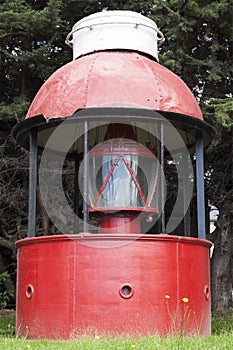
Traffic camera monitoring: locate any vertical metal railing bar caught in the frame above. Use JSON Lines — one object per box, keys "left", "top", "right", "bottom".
{"left": 74, "top": 157, "right": 80, "bottom": 234}
{"left": 156, "top": 122, "right": 162, "bottom": 233}
{"left": 156, "top": 122, "right": 166, "bottom": 234}
{"left": 160, "top": 123, "right": 166, "bottom": 234}
{"left": 28, "top": 129, "right": 38, "bottom": 237}
{"left": 182, "top": 149, "right": 191, "bottom": 237}
{"left": 83, "top": 121, "right": 89, "bottom": 233}
{"left": 196, "top": 134, "right": 206, "bottom": 239}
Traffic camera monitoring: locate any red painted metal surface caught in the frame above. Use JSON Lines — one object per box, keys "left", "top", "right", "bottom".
{"left": 16, "top": 235, "right": 211, "bottom": 339}
{"left": 100, "top": 214, "right": 141, "bottom": 234}
{"left": 26, "top": 51, "right": 203, "bottom": 121}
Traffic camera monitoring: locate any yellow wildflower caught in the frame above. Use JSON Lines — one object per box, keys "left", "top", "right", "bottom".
{"left": 165, "top": 295, "right": 171, "bottom": 299}
{"left": 94, "top": 335, "right": 100, "bottom": 340}
{"left": 131, "top": 345, "right": 136, "bottom": 348}
{"left": 182, "top": 297, "right": 189, "bottom": 303}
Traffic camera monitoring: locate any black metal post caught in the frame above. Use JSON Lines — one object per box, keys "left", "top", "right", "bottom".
{"left": 196, "top": 134, "right": 206, "bottom": 239}
{"left": 160, "top": 123, "right": 166, "bottom": 234}
{"left": 28, "top": 129, "right": 38, "bottom": 237}
{"left": 157, "top": 122, "right": 166, "bottom": 234}
{"left": 83, "top": 121, "right": 89, "bottom": 232}
{"left": 182, "top": 149, "right": 191, "bottom": 237}
{"left": 74, "top": 158, "right": 80, "bottom": 233}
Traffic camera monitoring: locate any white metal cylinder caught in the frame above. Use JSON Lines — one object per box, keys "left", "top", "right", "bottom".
{"left": 66, "top": 11, "right": 164, "bottom": 61}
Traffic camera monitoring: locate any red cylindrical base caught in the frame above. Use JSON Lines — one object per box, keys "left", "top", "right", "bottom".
{"left": 16, "top": 234, "right": 211, "bottom": 339}
{"left": 100, "top": 214, "right": 141, "bottom": 234}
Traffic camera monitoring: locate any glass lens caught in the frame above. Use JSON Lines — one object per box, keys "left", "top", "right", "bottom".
{"left": 88, "top": 154, "right": 157, "bottom": 211}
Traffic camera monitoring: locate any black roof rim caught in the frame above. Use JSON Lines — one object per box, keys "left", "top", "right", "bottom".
{"left": 12, "top": 107, "right": 215, "bottom": 150}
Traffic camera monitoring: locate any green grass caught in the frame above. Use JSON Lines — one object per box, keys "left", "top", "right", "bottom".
{"left": 0, "top": 310, "right": 232, "bottom": 350}
{"left": 0, "top": 335, "right": 232, "bottom": 350}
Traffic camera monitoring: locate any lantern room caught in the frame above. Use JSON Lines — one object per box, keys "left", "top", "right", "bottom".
{"left": 13, "top": 11, "right": 214, "bottom": 339}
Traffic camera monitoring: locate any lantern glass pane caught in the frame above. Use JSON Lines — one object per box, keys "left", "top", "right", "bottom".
{"left": 88, "top": 154, "right": 158, "bottom": 212}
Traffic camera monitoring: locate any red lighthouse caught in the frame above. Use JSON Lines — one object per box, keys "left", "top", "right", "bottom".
{"left": 13, "top": 11, "right": 214, "bottom": 338}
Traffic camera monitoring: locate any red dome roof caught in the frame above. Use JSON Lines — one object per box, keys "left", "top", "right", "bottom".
{"left": 26, "top": 51, "right": 203, "bottom": 120}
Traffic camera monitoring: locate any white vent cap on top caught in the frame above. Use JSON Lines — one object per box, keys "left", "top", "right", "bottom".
{"left": 66, "top": 10, "right": 164, "bottom": 61}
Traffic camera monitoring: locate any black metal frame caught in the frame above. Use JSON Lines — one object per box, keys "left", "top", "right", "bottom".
{"left": 28, "top": 130, "right": 38, "bottom": 237}
{"left": 12, "top": 108, "right": 215, "bottom": 151}
{"left": 157, "top": 122, "right": 166, "bottom": 234}
{"left": 83, "top": 120, "right": 89, "bottom": 232}
{"left": 196, "top": 134, "right": 206, "bottom": 239}
{"left": 182, "top": 149, "right": 191, "bottom": 237}
{"left": 22, "top": 108, "right": 212, "bottom": 239}
{"left": 74, "top": 158, "right": 80, "bottom": 233}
